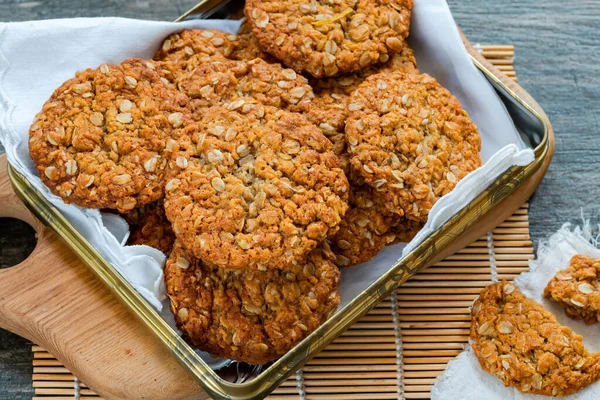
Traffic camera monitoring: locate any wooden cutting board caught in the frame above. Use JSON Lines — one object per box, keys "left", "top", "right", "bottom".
{"left": 0, "top": 36, "right": 554, "bottom": 400}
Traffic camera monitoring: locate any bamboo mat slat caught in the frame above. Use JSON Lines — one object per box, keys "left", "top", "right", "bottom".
{"left": 30, "top": 45, "right": 522, "bottom": 400}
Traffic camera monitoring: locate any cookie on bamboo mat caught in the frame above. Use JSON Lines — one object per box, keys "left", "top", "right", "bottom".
{"left": 346, "top": 72, "right": 482, "bottom": 223}
{"left": 545, "top": 254, "right": 600, "bottom": 324}
{"left": 123, "top": 201, "right": 175, "bottom": 255}
{"left": 176, "top": 59, "right": 314, "bottom": 115}
{"left": 164, "top": 105, "right": 349, "bottom": 270}
{"left": 29, "top": 58, "right": 189, "bottom": 212}
{"left": 471, "top": 281, "right": 600, "bottom": 397}
{"left": 307, "top": 44, "right": 418, "bottom": 166}
{"left": 245, "top": 0, "right": 413, "bottom": 78}
{"left": 165, "top": 240, "right": 340, "bottom": 364}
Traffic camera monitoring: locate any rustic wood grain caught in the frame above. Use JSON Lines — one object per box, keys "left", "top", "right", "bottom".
{"left": 0, "top": 0, "right": 597, "bottom": 398}
{"left": 0, "top": 0, "right": 197, "bottom": 22}
{"left": 446, "top": 0, "right": 600, "bottom": 245}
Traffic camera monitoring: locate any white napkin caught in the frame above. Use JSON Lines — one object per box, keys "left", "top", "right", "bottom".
{"left": 0, "top": 2, "right": 533, "bottom": 320}
{"left": 432, "top": 222, "right": 600, "bottom": 400}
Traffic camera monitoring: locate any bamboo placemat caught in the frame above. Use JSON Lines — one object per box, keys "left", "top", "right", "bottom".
{"left": 30, "top": 44, "right": 523, "bottom": 400}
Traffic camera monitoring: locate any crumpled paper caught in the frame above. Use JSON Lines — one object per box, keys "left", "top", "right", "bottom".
{"left": 432, "top": 222, "right": 600, "bottom": 400}
{"left": 0, "top": 1, "right": 534, "bottom": 365}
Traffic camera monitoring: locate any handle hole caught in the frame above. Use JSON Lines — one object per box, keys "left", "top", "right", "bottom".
{"left": 0, "top": 218, "right": 37, "bottom": 269}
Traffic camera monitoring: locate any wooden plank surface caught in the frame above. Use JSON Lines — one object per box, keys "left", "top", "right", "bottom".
{"left": 447, "top": 0, "right": 600, "bottom": 244}
{"left": 0, "top": 0, "right": 597, "bottom": 398}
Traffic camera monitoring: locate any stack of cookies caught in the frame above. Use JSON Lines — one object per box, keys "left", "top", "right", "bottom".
{"left": 28, "top": 0, "right": 483, "bottom": 364}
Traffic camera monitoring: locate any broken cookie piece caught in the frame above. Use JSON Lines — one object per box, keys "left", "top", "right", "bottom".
{"left": 545, "top": 254, "right": 600, "bottom": 324}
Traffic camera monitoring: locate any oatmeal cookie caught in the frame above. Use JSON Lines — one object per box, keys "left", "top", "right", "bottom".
{"left": 331, "top": 182, "right": 422, "bottom": 267}
{"left": 376, "top": 45, "right": 419, "bottom": 75}
{"left": 154, "top": 25, "right": 273, "bottom": 71}
{"left": 471, "top": 281, "right": 600, "bottom": 397}
{"left": 124, "top": 201, "right": 175, "bottom": 254}
{"left": 330, "top": 185, "right": 397, "bottom": 267}
{"left": 544, "top": 255, "right": 600, "bottom": 324}
{"left": 307, "top": 45, "right": 418, "bottom": 167}
{"left": 389, "top": 218, "right": 422, "bottom": 244}
{"left": 245, "top": 0, "right": 413, "bottom": 78}
{"left": 176, "top": 59, "right": 315, "bottom": 115}
{"left": 165, "top": 106, "right": 349, "bottom": 270}
{"left": 346, "top": 72, "right": 482, "bottom": 222}
{"left": 165, "top": 239, "right": 341, "bottom": 364}
{"left": 231, "top": 21, "right": 274, "bottom": 62}
{"left": 154, "top": 29, "right": 238, "bottom": 68}
{"left": 29, "top": 58, "right": 189, "bottom": 212}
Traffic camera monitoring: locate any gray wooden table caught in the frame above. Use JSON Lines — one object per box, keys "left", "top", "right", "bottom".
{"left": 1, "top": 0, "right": 599, "bottom": 398}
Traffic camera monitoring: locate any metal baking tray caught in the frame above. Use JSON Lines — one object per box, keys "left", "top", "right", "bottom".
{"left": 8, "top": 1, "right": 552, "bottom": 399}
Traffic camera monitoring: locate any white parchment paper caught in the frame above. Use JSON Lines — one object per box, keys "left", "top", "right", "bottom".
{"left": 0, "top": 0, "right": 534, "bottom": 368}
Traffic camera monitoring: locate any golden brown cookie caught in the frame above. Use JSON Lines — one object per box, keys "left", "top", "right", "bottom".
{"left": 154, "top": 25, "right": 273, "bottom": 71}
{"left": 545, "top": 255, "right": 600, "bottom": 324}
{"left": 165, "top": 239, "right": 340, "bottom": 364}
{"left": 123, "top": 201, "right": 175, "bottom": 254}
{"left": 176, "top": 59, "right": 315, "bottom": 116}
{"left": 164, "top": 106, "right": 349, "bottom": 270}
{"left": 471, "top": 281, "right": 600, "bottom": 397}
{"left": 307, "top": 45, "right": 418, "bottom": 169}
{"left": 154, "top": 29, "right": 238, "bottom": 68}
{"left": 29, "top": 58, "right": 189, "bottom": 212}
{"left": 346, "top": 72, "right": 482, "bottom": 222}
{"left": 330, "top": 185, "right": 396, "bottom": 267}
{"left": 389, "top": 218, "right": 422, "bottom": 244}
{"left": 245, "top": 0, "right": 413, "bottom": 78}
{"left": 231, "top": 21, "right": 274, "bottom": 62}
{"left": 330, "top": 182, "right": 423, "bottom": 267}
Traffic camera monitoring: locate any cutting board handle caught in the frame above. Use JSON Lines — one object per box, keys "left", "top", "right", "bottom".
{"left": 0, "top": 154, "right": 206, "bottom": 399}
{"left": 0, "top": 155, "right": 48, "bottom": 333}
{"left": 0, "top": 157, "right": 40, "bottom": 236}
